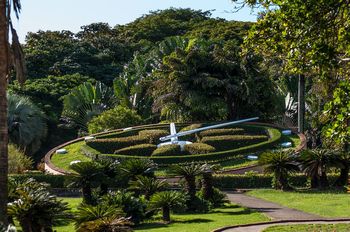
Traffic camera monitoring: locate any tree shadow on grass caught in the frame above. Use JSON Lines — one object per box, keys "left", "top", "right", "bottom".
{"left": 134, "top": 218, "right": 213, "bottom": 230}
{"left": 214, "top": 208, "right": 252, "bottom": 216}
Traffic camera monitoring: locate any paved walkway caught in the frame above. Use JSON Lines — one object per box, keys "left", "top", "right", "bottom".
{"left": 226, "top": 192, "right": 324, "bottom": 221}
{"left": 218, "top": 192, "right": 350, "bottom": 232}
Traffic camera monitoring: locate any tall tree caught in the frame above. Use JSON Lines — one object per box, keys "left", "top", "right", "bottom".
{"left": 0, "top": 0, "right": 25, "bottom": 226}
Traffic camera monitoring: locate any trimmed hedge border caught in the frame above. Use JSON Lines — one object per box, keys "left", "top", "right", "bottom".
{"left": 46, "top": 122, "right": 296, "bottom": 174}
{"left": 84, "top": 126, "right": 281, "bottom": 165}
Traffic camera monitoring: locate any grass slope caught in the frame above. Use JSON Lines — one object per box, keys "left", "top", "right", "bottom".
{"left": 248, "top": 189, "right": 350, "bottom": 218}
{"left": 51, "top": 142, "right": 91, "bottom": 171}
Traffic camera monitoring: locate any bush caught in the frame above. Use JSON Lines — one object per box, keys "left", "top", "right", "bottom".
{"left": 8, "top": 144, "right": 33, "bottom": 174}
{"left": 199, "top": 128, "right": 245, "bottom": 137}
{"left": 86, "top": 136, "right": 149, "bottom": 153}
{"left": 88, "top": 106, "right": 142, "bottom": 134}
{"left": 115, "top": 144, "right": 157, "bottom": 156}
{"left": 212, "top": 174, "right": 323, "bottom": 189}
{"left": 138, "top": 129, "right": 169, "bottom": 144}
{"left": 184, "top": 143, "right": 216, "bottom": 155}
{"left": 152, "top": 144, "right": 182, "bottom": 156}
{"left": 197, "top": 188, "right": 229, "bottom": 208}
{"left": 10, "top": 173, "right": 74, "bottom": 188}
{"left": 201, "top": 135, "right": 268, "bottom": 151}
{"left": 179, "top": 124, "right": 203, "bottom": 141}
{"left": 189, "top": 196, "right": 212, "bottom": 213}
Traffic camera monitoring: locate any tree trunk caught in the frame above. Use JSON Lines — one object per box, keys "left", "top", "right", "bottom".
{"left": 19, "top": 218, "right": 33, "bottom": 232}
{"left": 162, "top": 206, "right": 170, "bottom": 222}
{"left": 202, "top": 173, "right": 213, "bottom": 200}
{"left": 298, "top": 74, "right": 305, "bottom": 133}
{"left": 335, "top": 166, "right": 349, "bottom": 187}
{"left": 0, "top": 0, "right": 9, "bottom": 226}
{"left": 319, "top": 171, "right": 329, "bottom": 189}
{"left": 82, "top": 184, "right": 93, "bottom": 205}
{"left": 185, "top": 176, "right": 196, "bottom": 210}
{"left": 310, "top": 175, "right": 319, "bottom": 189}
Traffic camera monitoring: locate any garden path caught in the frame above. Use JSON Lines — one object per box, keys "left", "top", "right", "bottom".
{"left": 216, "top": 192, "right": 350, "bottom": 232}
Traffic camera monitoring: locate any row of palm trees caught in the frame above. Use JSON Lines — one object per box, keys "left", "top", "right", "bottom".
{"left": 69, "top": 158, "right": 227, "bottom": 223}
{"left": 259, "top": 148, "right": 350, "bottom": 190}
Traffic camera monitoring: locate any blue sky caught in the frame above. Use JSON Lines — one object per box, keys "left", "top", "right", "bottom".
{"left": 15, "top": 0, "right": 258, "bottom": 41}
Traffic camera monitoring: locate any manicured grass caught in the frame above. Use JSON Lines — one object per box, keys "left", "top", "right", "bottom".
{"left": 220, "top": 156, "right": 258, "bottom": 170}
{"left": 54, "top": 198, "right": 82, "bottom": 232}
{"left": 53, "top": 198, "right": 269, "bottom": 232}
{"left": 263, "top": 223, "right": 350, "bottom": 232}
{"left": 51, "top": 142, "right": 91, "bottom": 171}
{"left": 248, "top": 189, "right": 350, "bottom": 218}
{"left": 135, "top": 204, "right": 269, "bottom": 232}
{"left": 280, "top": 133, "right": 301, "bottom": 148}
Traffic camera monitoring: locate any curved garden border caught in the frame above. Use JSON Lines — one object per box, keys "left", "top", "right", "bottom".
{"left": 45, "top": 122, "right": 301, "bottom": 175}
{"left": 212, "top": 219, "right": 350, "bottom": 232}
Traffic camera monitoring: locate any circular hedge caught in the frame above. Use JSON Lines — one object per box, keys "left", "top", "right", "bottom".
{"left": 80, "top": 123, "right": 282, "bottom": 165}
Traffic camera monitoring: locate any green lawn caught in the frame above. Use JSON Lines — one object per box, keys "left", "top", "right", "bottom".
{"left": 248, "top": 189, "right": 350, "bottom": 218}
{"left": 134, "top": 205, "right": 269, "bottom": 232}
{"left": 263, "top": 223, "right": 350, "bottom": 232}
{"left": 51, "top": 142, "right": 91, "bottom": 171}
{"left": 53, "top": 198, "right": 269, "bottom": 232}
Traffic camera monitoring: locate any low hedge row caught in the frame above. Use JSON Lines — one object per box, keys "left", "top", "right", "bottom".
{"left": 86, "top": 136, "right": 149, "bottom": 153}
{"left": 152, "top": 144, "right": 182, "bottom": 156}
{"left": 138, "top": 129, "right": 169, "bottom": 144}
{"left": 199, "top": 128, "right": 245, "bottom": 137}
{"left": 115, "top": 143, "right": 157, "bottom": 156}
{"left": 97, "top": 127, "right": 281, "bottom": 165}
{"left": 10, "top": 173, "right": 74, "bottom": 188}
{"left": 201, "top": 135, "right": 268, "bottom": 151}
{"left": 184, "top": 143, "right": 216, "bottom": 155}
{"left": 213, "top": 174, "right": 339, "bottom": 189}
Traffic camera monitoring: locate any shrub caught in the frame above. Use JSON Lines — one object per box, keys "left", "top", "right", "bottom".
{"left": 88, "top": 106, "right": 142, "bottom": 134}
{"left": 179, "top": 124, "right": 203, "bottom": 141}
{"left": 201, "top": 135, "right": 268, "bottom": 151}
{"left": 10, "top": 173, "right": 74, "bottom": 188}
{"left": 197, "top": 188, "right": 229, "bottom": 208}
{"left": 8, "top": 144, "right": 33, "bottom": 174}
{"left": 138, "top": 130, "right": 169, "bottom": 144}
{"left": 86, "top": 136, "right": 149, "bottom": 153}
{"left": 184, "top": 143, "right": 216, "bottom": 155}
{"left": 199, "top": 128, "right": 245, "bottom": 137}
{"left": 212, "top": 174, "right": 319, "bottom": 189}
{"left": 115, "top": 144, "right": 157, "bottom": 156}
{"left": 152, "top": 144, "right": 182, "bottom": 156}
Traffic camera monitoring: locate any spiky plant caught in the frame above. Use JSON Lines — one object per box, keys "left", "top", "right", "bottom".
{"left": 7, "top": 178, "right": 72, "bottom": 232}
{"left": 300, "top": 149, "right": 338, "bottom": 189}
{"left": 7, "top": 93, "right": 47, "bottom": 155}
{"left": 259, "top": 149, "right": 299, "bottom": 190}
{"left": 201, "top": 163, "right": 220, "bottom": 200}
{"left": 149, "top": 191, "right": 187, "bottom": 223}
{"left": 170, "top": 162, "right": 204, "bottom": 210}
{"left": 129, "top": 176, "right": 168, "bottom": 200}
{"left": 120, "top": 159, "right": 156, "bottom": 181}
{"left": 69, "top": 161, "right": 105, "bottom": 204}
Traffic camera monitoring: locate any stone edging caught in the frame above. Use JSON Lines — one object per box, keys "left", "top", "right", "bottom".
{"left": 212, "top": 219, "right": 350, "bottom": 232}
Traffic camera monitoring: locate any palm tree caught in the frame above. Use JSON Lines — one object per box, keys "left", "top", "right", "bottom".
{"left": 201, "top": 163, "right": 220, "bottom": 200}
{"left": 120, "top": 159, "right": 156, "bottom": 181}
{"left": 149, "top": 191, "right": 187, "bottom": 223}
{"left": 259, "top": 149, "right": 299, "bottom": 190}
{"left": 300, "top": 149, "right": 337, "bottom": 189}
{"left": 7, "top": 178, "right": 72, "bottom": 232}
{"left": 7, "top": 93, "right": 47, "bottom": 155}
{"left": 69, "top": 161, "right": 104, "bottom": 205}
{"left": 170, "top": 163, "right": 204, "bottom": 210}
{"left": 334, "top": 152, "right": 350, "bottom": 187}
{"left": 0, "top": 0, "right": 26, "bottom": 226}
{"left": 61, "top": 82, "right": 117, "bottom": 133}
{"left": 129, "top": 176, "right": 168, "bottom": 200}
